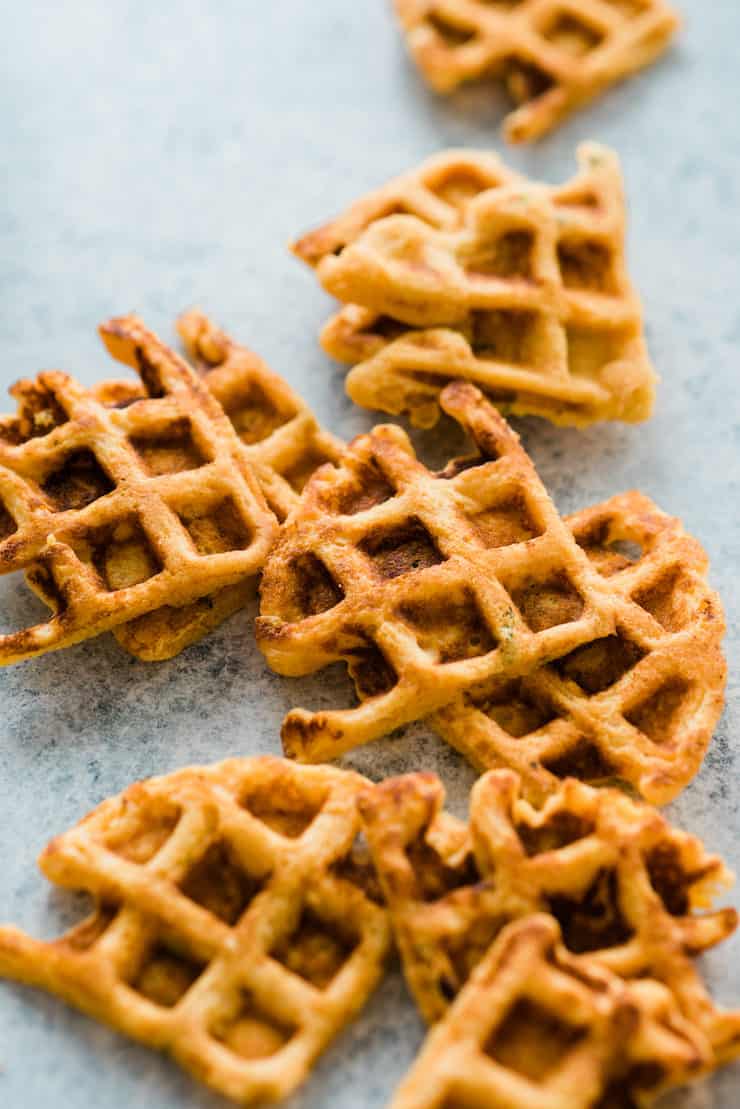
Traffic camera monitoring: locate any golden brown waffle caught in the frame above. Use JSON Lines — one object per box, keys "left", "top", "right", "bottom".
{"left": 388, "top": 915, "right": 703, "bottom": 1109}
{"left": 0, "top": 756, "right": 391, "bottom": 1105}
{"left": 0, "top": 316, "right": 277, "bottom": 665}
{"left": 178, "top": 311, "right": 345, "bottom": 522}
{"left": 292, "top": 148, "right": 521, "bottom": 268}
{"left": 434, "top": 488, "right": 727, "bottom": 805}
{"left": 104, "top": 312, "right": 344, "bottom": 661}
{"left": 359, "top": 770, "right": 740, "bottom": 1099}
{"left": 308, "top": 145, "right": 655, "bottom": 428}
{"left": 394, "top": 0, "right": 680, "bottom": 143}
{"left": 256, "top": 383, "right": 725, "bottom": 804}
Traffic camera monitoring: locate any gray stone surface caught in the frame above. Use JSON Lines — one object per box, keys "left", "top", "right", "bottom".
{"left": 1, "top": 0, "right": 738, "bottom": 1105}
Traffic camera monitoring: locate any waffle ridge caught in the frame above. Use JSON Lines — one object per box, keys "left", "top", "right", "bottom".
{"left": 360, "top": 770, "right": 740, "bottom": 1102}
{"left": 256, "top": 383, "right": 725, "bottom": 804}
{"left": 0, "top": 757, "right": 391, "bottom": 1105}
{"left": 301, "top": 145, "right": 656, "bottom": 429}
{"left": 394, "top": 0, "right": 680, "bottom": 142}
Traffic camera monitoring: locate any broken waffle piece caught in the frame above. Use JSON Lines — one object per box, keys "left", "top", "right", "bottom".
{"left": 393, "top": 0, "right": 680, "bottom": 143}
{"left": 388, "top": 915, "right": 700, "bottom": 1109}
{"left": 0, "top": 757, "right": 391, "bottom": 1105}
{"left": 0, "top": 308, "right": 341, "bottom": 660}
{"left": 299, "top": 145, "right": 655, "bottom": 428}
{"left": 256, "top": 382, "right": 725, "bottom": 805}
{"left": 0, "top": 316, "right": 278, "bottom": 665}
{"left": 434, "top": 488, "right": 727, "bottom": 805}
{"left": 176, "top": 311, "right": 344, "bottom": 523}
{"left": 360, "top": 770, "right": 740, "bottom": 1102}
{"left": 106, "top": 311, "right": 344, "bottom": 661}
{"left": 292, "top": 148, "right": 521, "bottom": 268}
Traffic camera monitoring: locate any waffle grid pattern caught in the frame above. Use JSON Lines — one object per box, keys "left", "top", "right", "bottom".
{"left": 389, "top": 915, "right": 678, "bottom": 1109}
{"left": 360, "top": 770, "right": 740, "bottom": 1101}
{"left": 0, "top": 758, "right": 390, "bottom": 1105}
{"left": 313, "top": 145, "right": 655, "bottom": 428}
{"left": 105, "top": 312, "right": 344, "bottom": 661}
{"left": 257, "top": 383, "right": 724, "bottom": 804}
{"left": 434, "top": 489, "right": 726, "bottom": 805}
{"left": 394, "top": 0, "right": 680, "bottom": 142}
{"left": 0, "top": 316, "right": 277, "bottom": 665}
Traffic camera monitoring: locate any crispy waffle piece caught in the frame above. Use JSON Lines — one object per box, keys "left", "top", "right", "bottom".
{"left": 0, "top": 316, "right": 278, "bottom": 665}
{"left": 0, "top": 756, "right": 391, "bottom": 1105}
{"left": 292, "top": 148, "right": 522, "bottom": 268}
{"left": 434, "top": 488, "right": 727, "bottom": 805}
{"left": 358, "top": 769, "right": 740, "bottom": 1092}
{"left": 388, "top": 915, "right": 703, "bottom": 1109}
{"left": 312, "top": 145, "right": 655, "bottom": 428}
{"left": 256, "top": 383, "right": 725, "bottom": 804}
{"left": 177, "top": 311, "right": 345, "bottom": 522}
{"left": 103, "top": 311, "right": 344, "bottom": 661}
{"left": 393, "top": 0, "right": 680, "bottom": 143}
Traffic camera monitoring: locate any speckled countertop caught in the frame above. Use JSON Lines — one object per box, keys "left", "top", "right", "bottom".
{"left": 1, "top": 1, "right": 739, "bottom": 1106}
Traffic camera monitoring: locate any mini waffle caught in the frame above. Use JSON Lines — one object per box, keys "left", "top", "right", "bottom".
{"left": 434, "top": 488, "right": 727, "bottom": 805}
{"left": 358, "top": 769, "right": 740, "bottom": 1083}
{"left": 388, "top": 915, "right": 704, "bottom": 1109}
{"left": 106, "top": 312, "right": 344, "bottom": 661}
{"left": 0, "top": 315, "right": 277, "bottom": 665}
{"left": 0, "top": 757, "right": 391, "bottom": 1105}
{"left": 292, "top": 148, "right": 521, "bottom": 268}
{"left": 394, "top": 0, "right": 680, "bottom": 143}
{"left": 256, "top": 383, "right": 725, "bottom": 804}
{"left": 311, "top": 145, "right": 655, "bottom": 428}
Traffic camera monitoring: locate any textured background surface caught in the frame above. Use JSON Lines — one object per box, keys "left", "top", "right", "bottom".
{"left": 1, "top": 1, "right": 739, "bottom": 1105}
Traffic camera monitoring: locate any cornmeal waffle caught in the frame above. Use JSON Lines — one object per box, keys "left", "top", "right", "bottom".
{"left": 0, "top": 757, "right": 391, "bottom": 1105}
{"left": 388, "top": 915, "right": 703, "bottom": 1109}
{"left": 176, "top": 311, "right": 345, "bottom": 522}
{"left": 434, "top": 488, "right": 727, "bottom": 805}
{"left": 292, "top": 149, "right": 520, "bottom": 268}
{"left": 307, "top": 145, "right": 655, "bottom": 428}
{"left": 0, "top": 316, "right": 278, "bottom": 665}
{"left": 393, "top": 0, "right": 680, "bottom": 143}
{"left": 104, "top": 312, "right": 344, "bottom": 661}
{"left": 256, "top": 383, "right": 725, "bottom": 804}
{"left": 358, "top": 769, "right": 740, "bottom": 1092}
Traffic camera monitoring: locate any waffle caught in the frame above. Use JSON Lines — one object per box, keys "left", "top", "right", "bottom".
{"left": 388, "top": 915, "right": 703, "bottom": 1109}
{"left": 359, "top": 770, "right": 740, "bottom": 1099}
{"left": 434, "top": 488, "right": 727, "bottom": 805}
{"left": 307, "top": 145, "right": 655, "bottom": 428}
{"left": 106, "top": 312, "right": 344, "bottom": 661}
{"left": 176, "top": 311, "right": 345, "bottom": 523}
{"left": 0, "top": 315, "right": 277, "bottom": 665}
{"left": 0, "top": 756, "right": 391, "bottom": 1105}
{"left": 256, "top": 383, "right": 725, "bottom": 805}
{"left": 393, "top": 0, "right": 680, "bottom": 143}
{"left": 292, "top": 148, "right": 521, "bottom": 269}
